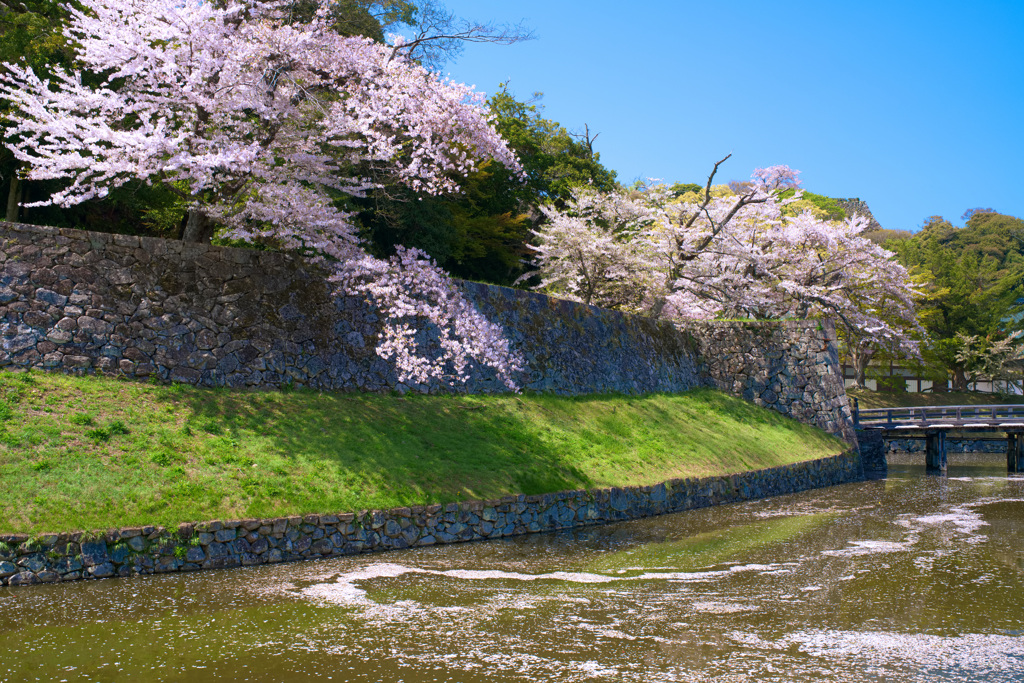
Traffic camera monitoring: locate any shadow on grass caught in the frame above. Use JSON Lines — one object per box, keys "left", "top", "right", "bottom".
{"left": 168, "top": 384, "right": 838, "bottom": 516}
{"left": 169, "top": 385, "right": 598, "bottom": 512}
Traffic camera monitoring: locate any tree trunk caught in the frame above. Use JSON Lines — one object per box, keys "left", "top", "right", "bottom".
{"left": 850, "top": 347, "right": 873, "bottom": 388}
{"left": 181, "top": 208, "right": 215, "bottom": 243}
{"left": 5, "top": 174, "right": 20, "bottom": 222}
{"left": 952, "top": 367, "right": 969, "bottom": 392}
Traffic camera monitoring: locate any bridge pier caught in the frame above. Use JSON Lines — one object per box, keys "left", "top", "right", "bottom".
{"left": 925, "top": 430, "right": 947, "bottom": 474}
{"left": 1008, "top": 432, "right": 1024, "bottom": 474}
{"left": 855, "top": 428, "right": 887, "bottom": 476}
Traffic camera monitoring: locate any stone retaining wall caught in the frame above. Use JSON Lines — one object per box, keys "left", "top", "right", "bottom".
{"left": 0, "top": 221, "right": 856, "bottom": 442}
{"left": 687, "top": 320, "right": 855, "bottom": 443}
{"left": 886, "top": 436, "right": 1007, "bottom": 454}
{"left": 0, "top": 450, "right": 861, "bottom": 587}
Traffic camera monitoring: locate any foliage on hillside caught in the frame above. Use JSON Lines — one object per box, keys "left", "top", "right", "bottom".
{"left": 863, "top": 228, "right": 914, "bottom": 245}
{"left": 778, "top": 189, "right": 848, "bottom": 221}
{"left": 359, "top": 85, "right": 619, "bottom": 285}
{"left": 885, "top": 212, "right": 1024, "bottom": 390}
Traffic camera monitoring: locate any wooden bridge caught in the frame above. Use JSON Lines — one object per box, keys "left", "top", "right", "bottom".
{"left": 852, "top": 401, "right": 1024, "bottom": 474}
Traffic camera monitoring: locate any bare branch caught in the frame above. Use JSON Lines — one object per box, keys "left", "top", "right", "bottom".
{"left": 570, "top": 123, "right": 599, "bottom": 158}
{"left": 389, "top": 0, "right": 533, "bottom": 70}
{"left": 672, "top": 154, "right": 769, "bottom": 268}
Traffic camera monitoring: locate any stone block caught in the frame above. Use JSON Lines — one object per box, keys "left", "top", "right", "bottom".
{"left": 55, "top": 557, "right": 83, "bottom": 574}
{"left": 108, "top": 544, "right": 131, "bottom": 564}
{"left": 34, "top": 288, "right": 67, "bottom": 306}
{"left": 80, "top": 541, "right": 109, "bottom": 567}
{"left": 213, "top": 529, "right": 236, "bottom": 543}
{"left": 90, "top": 562, "right": 115, "bottom": 578}
{"left": 8, "top": 572, "right": 40, "bottom": 586}
{"left": 310, "top": 539, "right": 333, "bottom": 555}
{"left": 37, "top": 570, "right": 60, "bottom": 583}
{"left": 127, "top": 536, "right": 148, "bottom": 553}
{"left": 206, "top": 542, "right": 228, "bottom": 559}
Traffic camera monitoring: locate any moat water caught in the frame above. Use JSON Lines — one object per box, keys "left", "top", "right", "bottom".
{"left": 1, "top": 453, "right": 1022, "bottom": 682}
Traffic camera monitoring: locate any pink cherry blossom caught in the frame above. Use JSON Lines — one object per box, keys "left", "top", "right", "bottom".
{"left": 0, "top": 0, "right": 524, "bottom": 389}
{"left": 529, "top": 164, "right": 922, "bottom": 359}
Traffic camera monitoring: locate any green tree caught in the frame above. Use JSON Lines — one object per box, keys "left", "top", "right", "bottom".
{"left": 360, "top": 85, "right": 619, "bottom": 285}
{"left": 289, "top": 0, "right": 417, "bottom": 41}
{"left": 487, "top": 85, "right": 618, "bottom": 205}
{"left": 889, "top": 214, "right": 1024, "bottom": 390}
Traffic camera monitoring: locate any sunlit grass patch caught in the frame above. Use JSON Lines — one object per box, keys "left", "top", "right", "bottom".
{"left": 0, "top": 369, "right": 847, "bottom": 534}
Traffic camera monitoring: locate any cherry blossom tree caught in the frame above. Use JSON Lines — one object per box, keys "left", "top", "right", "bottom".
{"left": 526, "top": 187, "right": 656, "bottom": 310}
{"left": 953, "top": 330, "right": 1024, "bottom": 392}
{"left": 0, "top": 0, "right": 525, "bottom": 389}
{"left": 528, "top": 158, "right": 922, "bottom": 363}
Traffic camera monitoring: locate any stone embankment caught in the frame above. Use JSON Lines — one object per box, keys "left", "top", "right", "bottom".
{"left": 0, "top": 221, "right": 856, "bottom": 444}
{"left": 688, "top": 321, "right": 854, "bottom": 443}
{"left": 0, "top": 451, "right": 861, "bottom": 587}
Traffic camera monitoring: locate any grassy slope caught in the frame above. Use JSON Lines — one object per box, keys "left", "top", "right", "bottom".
{"left": 847, "top": 387, "right": 1024, "bottom": 410}
{"left": 0, "top": 370, "right": 847, "bottom": 534}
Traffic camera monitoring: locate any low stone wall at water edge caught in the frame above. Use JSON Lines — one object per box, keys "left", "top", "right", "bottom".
{"left": 0, "top": 451, "right": 861, "bottom": 587}
{"left": 886, "top": 437, "right": 1007, "bottom": 454}
{"left": 0, "top": 221, "right": 856, "bottom": 443}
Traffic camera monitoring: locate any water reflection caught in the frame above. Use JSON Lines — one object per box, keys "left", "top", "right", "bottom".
{"left": 1, "top": 455, "right": 1022, "bottom": 682}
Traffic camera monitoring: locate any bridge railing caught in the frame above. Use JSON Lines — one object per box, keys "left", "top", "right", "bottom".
{"left": 853, "top": 402, "right": 1024, "bottom": 428}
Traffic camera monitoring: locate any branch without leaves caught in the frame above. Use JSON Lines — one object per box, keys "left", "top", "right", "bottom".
{"left": 676, "top": 154, "right": 769, "bottom": 263}
{"left": 570, "top": 123, "right": 599, "bottom": 159}
{"left": 389, "top": 0, "right": 533, "bottom": 69}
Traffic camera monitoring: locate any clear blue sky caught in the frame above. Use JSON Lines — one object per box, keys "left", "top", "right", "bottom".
{"left": 431, "top": 0, "right": 1024, "bottom": 232}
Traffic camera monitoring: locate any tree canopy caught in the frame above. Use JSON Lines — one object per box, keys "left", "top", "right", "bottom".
{"left": 1, "top": 0, "right": 525, "bottom": 388}
{"left": 527, "top": 160, "right": 921, "bottom": 366}
{"left": 887, "top": 213, "right": 1024, "bottom": 389}
{"left": 358, "top": 84, "right": 619, "bottom": 285}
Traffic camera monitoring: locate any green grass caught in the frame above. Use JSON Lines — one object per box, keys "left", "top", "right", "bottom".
{"left": 0, "top": 369, "right": 847, "bottom": 534}
{"left": 848, "top": 387, "right": 1024, "bottom": 410}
